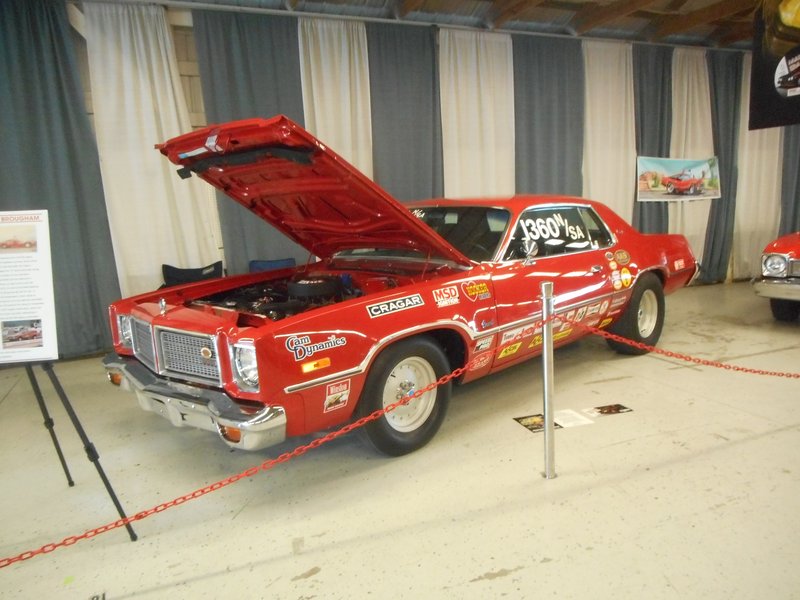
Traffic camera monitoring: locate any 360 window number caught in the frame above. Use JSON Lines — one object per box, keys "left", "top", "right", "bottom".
{"left": 519, "top": 212, "right": 585, "bottom": 242}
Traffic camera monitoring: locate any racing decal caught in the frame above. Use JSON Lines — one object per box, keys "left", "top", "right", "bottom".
{"left": 610, "top": 296, "right": 627, "bottom": 310}
{"left": 605, "top": 251, "right": 614, "bottom": 261}
{"left": 608, "top": 260, "right": 618, "bottom": 270}
{"left": 518, "top": 212, "right": 586, "bottom": 243}
{"left": 432, "top": 286, "right": 460, "bottom": 308}
{"left": 475, "top": 336, "right": 493, "bottom": 352}
{"left": 367, "top": 294, "right": 424, "bottom": 318}
{"left": 286, "top": 334, "right": 347, "bottom": 361}
{"left": 461, "top": 281, "right": 492, "bottom": 302}
{"left": 323, "top": 379, "right": 350, "bottom": 412}
{"left": 498, "top": 342, "right": 522, "bottom": 358}
{"left": 469, "top": 352, "right": 492, "bottom": 371}
{"left": 674, "top": 258, "right": 686, "bottom": 270}
{"left": 614, "top": 249, "right": 631, "bottom": 266}
{"left": 501, "top": 323, "right": 541, "bottom": 345}
{"left": 611, "top": 270, "right": 623, "bottom": 290}
{"left": 620, "top": 267, "right": 632, "bottom": 288}
{"left": 528, "top": 329, "right": 573, "bottom": 348}
{"left": 599, "top": 318, "right": 613, "bottom": 328}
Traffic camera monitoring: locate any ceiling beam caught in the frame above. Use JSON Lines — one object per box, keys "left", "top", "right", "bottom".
{"left": 650, "top": 0, "right": 756, "bottom": 40}
{"left": 398, "top": 0, "right": 426, "bottom": 17}
{"left": 570, "top": 0, "right": 659, "bottom": 35}
{"left": 493, "top": 0, "right": 548, "bottom": 29}
{"left": 714, "top": 20, "right": 754, "bottom": 46}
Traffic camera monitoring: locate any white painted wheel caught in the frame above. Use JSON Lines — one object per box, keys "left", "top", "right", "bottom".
{"left": 357, "top": 336, "right": 451, "bottom": 456}
{"left": 637, "top": 289, "right": 659, "bottom": 338}
{"left": 381, "top": 356, "right": 437, "bottom": 433}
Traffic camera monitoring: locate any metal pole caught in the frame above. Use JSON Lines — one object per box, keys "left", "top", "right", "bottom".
{"left": 541, "top": 282, "right": 556, "bottom": 479}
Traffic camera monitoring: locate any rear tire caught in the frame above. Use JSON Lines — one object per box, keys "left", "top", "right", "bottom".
{"left": 357, "top": 336, "right": 451, "bottom": 456}
{"left": 606, "top": 272, "right": 665, "bottom": 355}
{"left": 770, "top": 298, "right": 800, "bottom": 322}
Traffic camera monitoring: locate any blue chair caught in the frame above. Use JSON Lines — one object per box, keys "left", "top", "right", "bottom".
{"left": 248, "top": 258, "right": 296, "bottom": 272}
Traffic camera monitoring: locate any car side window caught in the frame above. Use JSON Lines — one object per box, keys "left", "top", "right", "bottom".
{"left": 577, "top": 207, "right": 613, "bottom": 249}
{"left": 503, "top": 206, "right": 598, "bottom": 261}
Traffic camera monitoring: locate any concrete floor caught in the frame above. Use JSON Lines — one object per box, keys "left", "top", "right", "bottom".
{"left": 0, "top": 281, "right": 798, "bottom": 599}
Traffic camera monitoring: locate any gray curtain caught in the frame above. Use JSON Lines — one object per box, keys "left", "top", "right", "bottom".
{"left": 632, "top": 44, "right": 672, "bottom": 234}
{"left": 192, "top": 10, "right": 308, "bottom": 274}
{"left": 702, "top": 50, "right": 743, "bottom": 283}
{"left": 0, "top": 0, "right": 120, "bottom": 358}
{"left": 366, "top": 24, "right": 443, "bottom": 202}
{"left": 779, "top": 124, "right": 800, "bottom": 235}
{"left": 512, "top": 36, "right": 584, "bottom": 196}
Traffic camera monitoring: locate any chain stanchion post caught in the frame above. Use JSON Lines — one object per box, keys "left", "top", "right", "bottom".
{"left": 541, "top": 281, "right": 557, "bottom": 479}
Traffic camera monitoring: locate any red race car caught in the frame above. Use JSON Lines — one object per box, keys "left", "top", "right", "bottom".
{"left": 753, "top": 232, "right": 800, "bottom": 321}
{"left": 104, "top": 116, "right": 697, "bottom": 456}
{"left": 0, "top": 238, "right": 36, "bottom": 249}
{"left": 661, "top": 172, "right": 704, "bottom": 195}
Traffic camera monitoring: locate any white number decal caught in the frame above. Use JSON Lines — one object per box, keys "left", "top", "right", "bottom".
{"left": 519, "top": 211, "right": 586, "bottom": 242}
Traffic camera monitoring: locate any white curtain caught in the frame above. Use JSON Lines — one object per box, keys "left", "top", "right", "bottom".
{"left": 669, "top": 48, "right": 715, "bottom": 264}
{"left": 582, "top": 40, "right": 637, "bottom": 222}
{"left": 732, "top": 54, "right": 784, "bottom": 279}
{"left": 439, "top": 29, "right": 515, "bottom": 198}
{"left": 298, "top": 18, "right": 373, "bottom": 178}
{"left": 84, "top": 3, "right": 223, "bottom": 296}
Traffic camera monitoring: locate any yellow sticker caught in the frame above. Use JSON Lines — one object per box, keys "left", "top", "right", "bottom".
{"left": 498, "top": 342, "right": 522, "bottom": 358}
{"left": 620, "top": 267, "right": 632, "bottom": 288}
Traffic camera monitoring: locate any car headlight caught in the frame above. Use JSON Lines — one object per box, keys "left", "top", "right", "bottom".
{"left": 232, "top": 343, "right": 259, "bottom": 390}
{"left": 117, "top": 315, "right": 133, "bottom": 348}
{"left": 762, "top": 254, "right": 788, "bottom": 277}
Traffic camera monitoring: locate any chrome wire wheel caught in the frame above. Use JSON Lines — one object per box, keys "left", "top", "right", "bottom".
{"left": 381, "top": 356, "right": 437, "bottom": 433}
{"left": 637, "top": 288, "right": 659, "bottom": 338}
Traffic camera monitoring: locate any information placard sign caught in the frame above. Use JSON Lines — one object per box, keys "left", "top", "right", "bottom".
{"left": 0, "top": 210, "right": 59, "bottom": 363}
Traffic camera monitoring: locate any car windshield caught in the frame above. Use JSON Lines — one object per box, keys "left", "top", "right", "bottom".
{"left": 410, "top": 206, "right": 511, "bottom": 262}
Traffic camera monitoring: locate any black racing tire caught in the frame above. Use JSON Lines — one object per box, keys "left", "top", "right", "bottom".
{"left": 666, "top": 183, "right": 675, "bottom": 194}
{"left": 356, "top": 336, "right": 451, "bottom": 456}
{"left": 770, "top": 298, "right": 800, "bottom": 322}
{"left": 689, "top": 184, "right": 696, "bottom": 194}
{"left": 606, "top": 272, "right": 665, "bottom": 356}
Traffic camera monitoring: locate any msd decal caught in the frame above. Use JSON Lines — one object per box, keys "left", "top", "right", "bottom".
{"left": 367, "top": 294, "right": 424, "bottom": 318}
{"left": 433, "top": 286, "right": 460, "bottom": 307}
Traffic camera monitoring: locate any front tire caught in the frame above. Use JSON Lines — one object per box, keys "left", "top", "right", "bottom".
{"left": 606, "top": 272, "right": 665, "bottom": 355}
{"left": 357, "top": 336, "right": 451, "bottom": 456}
{"left": 770, "top": 298, "right": 800, "bottom": 322}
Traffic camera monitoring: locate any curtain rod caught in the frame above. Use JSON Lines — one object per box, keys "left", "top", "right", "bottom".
{"left": 68, "top": 0, "right": 750, "bottom": 54}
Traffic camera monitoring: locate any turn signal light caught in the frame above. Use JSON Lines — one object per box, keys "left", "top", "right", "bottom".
{"left": 220, "top": 426, "right": 242, "bottom": 443}
{"left": 107, "top": 371, "right": 124, "bottom": 386}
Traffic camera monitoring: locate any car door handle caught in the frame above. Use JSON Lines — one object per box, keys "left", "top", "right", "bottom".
{"left": 590, "top": 265, "right": 603, "bottom": 273}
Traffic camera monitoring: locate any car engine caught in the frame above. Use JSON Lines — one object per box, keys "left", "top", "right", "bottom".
{"left": 192, "top": 272, "right": 379, "bottom": 321}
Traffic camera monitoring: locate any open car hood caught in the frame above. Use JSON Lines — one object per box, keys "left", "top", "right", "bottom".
{"left": 157, "top": 115, "right": 472, "bottom": 267}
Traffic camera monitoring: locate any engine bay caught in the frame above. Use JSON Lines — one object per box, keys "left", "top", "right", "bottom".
{"left": 191, "top": 271, "right": 402, "bottom": 321}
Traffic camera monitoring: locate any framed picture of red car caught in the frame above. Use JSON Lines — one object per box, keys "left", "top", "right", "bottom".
{"left": 636, "top": 156, "right": 721, "bottom": 202}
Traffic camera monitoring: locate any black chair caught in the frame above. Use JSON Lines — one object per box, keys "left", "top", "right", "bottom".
{"left": 248, "top": 258, "right": 296, "bottom": 272}
{"left": 161, "top": 260, "right": 224, "bottom": 287}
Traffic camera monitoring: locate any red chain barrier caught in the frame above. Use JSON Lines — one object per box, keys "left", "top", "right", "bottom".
{"left": 0, "top": 364, "right": 467, "bottom": 570}
{"left": 3, "top": 310, "right": 796, "bottom": 568}
{"left": 563, "top": 317, "right": 800, "bottom": 379}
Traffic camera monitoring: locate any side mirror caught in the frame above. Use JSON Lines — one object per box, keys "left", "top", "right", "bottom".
{"left": 523, "top": 239, "right": 539, "bottom": 264}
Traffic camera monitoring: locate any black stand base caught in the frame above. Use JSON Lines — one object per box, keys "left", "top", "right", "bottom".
{"left": 25, "top": 362, "right": 137, "bottom": 542}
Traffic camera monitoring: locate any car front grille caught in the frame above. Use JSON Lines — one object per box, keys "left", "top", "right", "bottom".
{"left": 131, "top": 319, "right": 156, "bottom": 372}
{"left": 131, "top": 318, "right": 221, "bottom": 385}
{"left": 790, "top": 260, "right": 800, "bottom": 278}
{"left": 159, "top": 330, "right": 220, "bottom": 382}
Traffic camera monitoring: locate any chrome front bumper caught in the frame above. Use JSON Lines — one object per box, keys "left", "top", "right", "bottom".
{"left": 752, "top": 278, "right": 800, "bottom": 302}
{"left": 103, "top": 353, "right": 286, "bottom": 451}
